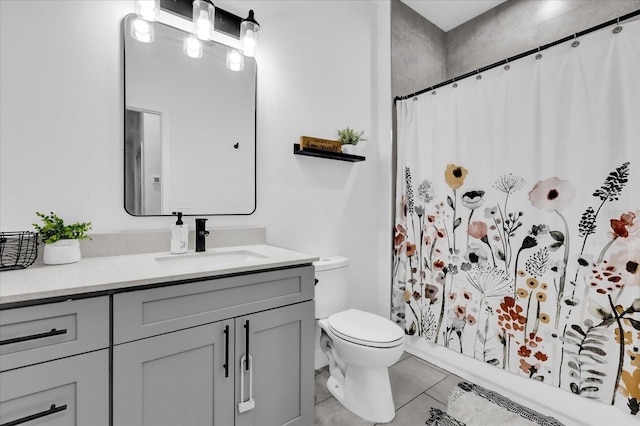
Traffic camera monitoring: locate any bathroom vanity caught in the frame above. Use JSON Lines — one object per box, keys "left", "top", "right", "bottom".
{"left": 0, "top": 244, "right": 317, "bottom": 426}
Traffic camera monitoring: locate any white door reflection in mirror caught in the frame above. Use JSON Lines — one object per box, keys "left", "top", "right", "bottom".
{"left": 125, "top": 109, "right": 162, "bottom": 215}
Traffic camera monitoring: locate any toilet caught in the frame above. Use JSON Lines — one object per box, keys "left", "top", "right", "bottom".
{"left": 314, "top": 257, "right": 405, "bottom": 423}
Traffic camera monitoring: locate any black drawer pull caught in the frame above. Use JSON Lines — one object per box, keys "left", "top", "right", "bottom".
{"left": 1, "top": 403, "right": 67, "bottom": 426}
{"left": 244, "top": 320, "right": 250, "bottom": 371}
{"left": 223, "top": 325, "right": 230, "bottom": 378}
{"left": 0, "top": 328, "right": 67, "bottom": 346}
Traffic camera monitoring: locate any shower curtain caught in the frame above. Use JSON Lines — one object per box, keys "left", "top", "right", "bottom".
{"left": 392, "top": 20, "right": 640, "bottom": 417}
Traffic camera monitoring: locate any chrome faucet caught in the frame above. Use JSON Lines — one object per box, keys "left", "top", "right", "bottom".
{"left": 195, "top": 218, "right": 209, "bottom": 252}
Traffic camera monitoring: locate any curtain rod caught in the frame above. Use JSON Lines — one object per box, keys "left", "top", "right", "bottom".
{"left": 394, "top": 8, "right": 640, "bottom": 102}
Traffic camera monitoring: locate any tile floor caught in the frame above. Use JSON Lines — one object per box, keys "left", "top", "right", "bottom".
{"left": 314, "top": 352, "right": 464, "bottom": 425}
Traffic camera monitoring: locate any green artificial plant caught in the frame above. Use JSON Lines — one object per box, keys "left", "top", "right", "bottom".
{"left": 32, "top": 212, "right": 92, "bottom": 244}
{"left": 337, "top": 127, "right": 367, "bottom": 145}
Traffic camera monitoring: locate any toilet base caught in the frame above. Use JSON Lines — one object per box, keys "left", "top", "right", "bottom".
{"left": 326, "top": 364, "right": 396, "bottom": 423}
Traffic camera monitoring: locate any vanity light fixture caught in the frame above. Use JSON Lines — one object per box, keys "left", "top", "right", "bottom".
{"left": 183, "top": 34, "right": 203, "bottom": 58}
{"left": 240, "top": 10, "right": 259, "bottom": 57}
{"left": 131, "top": 17, "right": 154, "bottom": 43}
{"left": 192, "top": 0, "right": 214, "bottom": 41}
{"left": 157, "top": 1, "right": 260, "bottom": 48}
{"left": 226, "top": 48, "right": 244, "bottom": 71}
{"left": 135, "top": 0, "right": 160, "bottom": 21}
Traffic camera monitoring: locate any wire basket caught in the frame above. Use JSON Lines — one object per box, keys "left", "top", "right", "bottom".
{"left": 0, "top": 231, "right": 39, "bottom": 271}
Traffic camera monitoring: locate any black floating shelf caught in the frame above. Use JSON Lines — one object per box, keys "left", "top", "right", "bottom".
{"left": 293, "top": 144, "right": 365, "bottom": 162}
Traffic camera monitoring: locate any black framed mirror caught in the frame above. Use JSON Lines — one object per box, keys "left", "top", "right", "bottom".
{"left": 123, "top": 13, "right": 256, "bottom": 216}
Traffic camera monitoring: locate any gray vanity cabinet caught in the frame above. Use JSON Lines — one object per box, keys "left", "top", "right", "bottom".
{"left": 0, "top": 297, "right": 110, "bottom": 426}
{"left": 112, "top": 266, "right": 315, "bottom": 426}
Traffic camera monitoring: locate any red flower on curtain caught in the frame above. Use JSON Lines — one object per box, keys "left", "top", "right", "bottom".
{"left": 610, "top": 211, "right": 639, "bottom": 238}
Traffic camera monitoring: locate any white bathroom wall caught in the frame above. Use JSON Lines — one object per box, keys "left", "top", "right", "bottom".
{"left": 0, "top": 1, "right": 392, "bottom": 316}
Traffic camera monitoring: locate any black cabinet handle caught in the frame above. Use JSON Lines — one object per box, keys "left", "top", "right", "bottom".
{"left": 244, "top": 320, "right": 250, "bottom": 371}
{"left": 0, "top": 328, "right": 67, "bottom": 346}
{"left": 223, "top": 325, "right": 229, "bottom": 378}
{"left": 1, "top": 403, "right": 67, "bottom": 426}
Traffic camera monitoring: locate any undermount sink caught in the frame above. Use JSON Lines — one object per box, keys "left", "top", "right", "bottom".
{"left": 155, "top": 249, "right": 268, "bottom": 268}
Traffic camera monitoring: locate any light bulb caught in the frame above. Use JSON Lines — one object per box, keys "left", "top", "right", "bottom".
{"left": 241, "top": 31, "right": 256, "bottom": 57}
{"left": 226, "top": 49, "right": 244, "bottom": 71}
{"left": 240, "top": 10, "right": 259, "bottom": 58}
{"left": 131, "top": 18, "right": 154, "bottom": 43}
{"left": 183, "top": 34, "right": 203, "bottom": 58}
{"left": 196, "top": 11, "right": 212, "bottom": 40}
{"left": 135, "top": 0, "right": 159, "bottom": 22}
{"left": 134, "top": 19, "right": 150, "bottom": 33}
{"left": 192, "top": 0, "right": 214, "bottom": 41}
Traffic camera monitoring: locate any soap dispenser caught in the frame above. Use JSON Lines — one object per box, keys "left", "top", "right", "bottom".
{"left": 171, "top": 211, "right": 189, "bottom": 254}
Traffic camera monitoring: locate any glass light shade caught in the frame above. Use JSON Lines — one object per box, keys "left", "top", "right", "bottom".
{"left": 135, "top": 0, "right": 159, "bottom": 21}
{"left": 240, "top": 10, "right": 259, "bottom": 57}
{"left": 183, "top": 34, "right": 203, "bottom": 58}
{"left": 192, "top": 0, "right": 214, "bottom": 41}
{"left": 131, "top": 18, "right": 154, "bottom": 43}
{"left": 226, "top": 49, "right": 244, "bottom": 71}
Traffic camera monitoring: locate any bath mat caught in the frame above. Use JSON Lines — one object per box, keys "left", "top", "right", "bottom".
{"left": 426, "top": 382, "right": 564, "bottom": 426}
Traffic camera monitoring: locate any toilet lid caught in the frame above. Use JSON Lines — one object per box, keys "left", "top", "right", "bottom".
{"left": 327, "top": 309, "right": 405, "bottom": 348}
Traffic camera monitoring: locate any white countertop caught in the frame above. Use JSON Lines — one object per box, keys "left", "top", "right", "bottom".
{"left": 0, "top": 244, "right": 318, "bottom": 305}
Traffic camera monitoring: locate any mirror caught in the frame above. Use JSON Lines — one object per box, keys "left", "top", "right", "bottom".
{"left": 123, "top": 13, "right": 256, "bottom": 216}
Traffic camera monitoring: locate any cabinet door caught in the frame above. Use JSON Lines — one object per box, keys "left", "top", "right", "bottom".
{"left": 0, "top": 349, "right": 108, "bottom": 426}
{"left": 113, "top": 320, "right": 234, "bottom": 426}
{"left": 235, "top": 301, "right": 315, "bottom": 426}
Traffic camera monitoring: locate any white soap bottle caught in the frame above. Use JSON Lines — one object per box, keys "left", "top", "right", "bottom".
{"left": 171, "top": 211, "right": 188, "bottom": 254}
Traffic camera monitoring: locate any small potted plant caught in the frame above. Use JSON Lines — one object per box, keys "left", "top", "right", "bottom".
{"left": 337, "top": 127, "right": 367, "bottom": 155}
{"left": 32, "top": 212, "right": 92, "bottom": 265}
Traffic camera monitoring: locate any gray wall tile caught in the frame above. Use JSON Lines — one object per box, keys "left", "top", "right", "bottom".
{"left": 446, "top": 0, "right": 640, "bottom": 79}
{"left": 391, "top": 0, "right": 446, "bottom": 98}
{"left": 393, "top": 0, "right": 640, "bottom": 95}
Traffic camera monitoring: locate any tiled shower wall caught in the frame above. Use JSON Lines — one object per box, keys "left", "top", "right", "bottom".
{"left": 445, "top": 0, "right": 640, "bottom": 79}
{"left": 391, "top": 0, "right": 640, "bottom": 99}
{"left": 391, "top": 0, "right": 445, "bottom": 99}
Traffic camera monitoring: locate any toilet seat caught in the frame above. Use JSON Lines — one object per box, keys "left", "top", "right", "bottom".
{"left": 327, "top": 309, "right": 404, "bottom": 348}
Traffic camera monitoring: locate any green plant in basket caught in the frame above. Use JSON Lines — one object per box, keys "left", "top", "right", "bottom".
{"left": 337, "top": 127, "right": 367, "bottom": 145}
{"left": 32, "top": 212, "right": 92, "bottom": 244}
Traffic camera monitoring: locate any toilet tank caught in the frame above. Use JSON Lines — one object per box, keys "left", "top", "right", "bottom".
{"left": 314, "top": 256, "right": 349, "bottom": 319}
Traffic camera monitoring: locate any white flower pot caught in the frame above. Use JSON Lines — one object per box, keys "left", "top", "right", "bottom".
{"left": 43, "top": 239, "right": 81, "bottom": 265}
{"left": 341, "top": 144, "right": 357, "bottom": 155}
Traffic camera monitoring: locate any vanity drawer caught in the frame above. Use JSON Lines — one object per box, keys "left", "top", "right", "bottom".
{"left": 113, "top": 266, "right": 314, "bottom": 344}
{"left": 0, "top": 349, "right": 108, "bottom": 426}
{"left": 0, "top": 297, "right": 109, "bottom": 371}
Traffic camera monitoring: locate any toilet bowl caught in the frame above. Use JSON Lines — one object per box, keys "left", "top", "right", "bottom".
{"left": 319, "top": 309, "right": 405, "bottom": 422}
{"left": 314, "top": 257, "right": 405, "bottom": 423}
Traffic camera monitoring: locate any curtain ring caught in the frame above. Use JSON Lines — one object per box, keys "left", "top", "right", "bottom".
{"left": 504, "top": 58, "right": 510, "bottom": 71}
{"left": 535, "top": 46, "right": 542, "bottom": 60}
{"left": 452, "top": 77, "right": 458, "bottom": 88}
{"left": 571, "top": 33, "right": 580, "bottom": 48}
{"left": 613, "top": 17, "right": 623, "bottom": 34}
{"left": 476, "top": 70, "right": 482, "bottom": 80}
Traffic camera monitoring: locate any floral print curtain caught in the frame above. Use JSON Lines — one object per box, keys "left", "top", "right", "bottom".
{"left": 392, "top": 20, "right": 640, "bottom": 417}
